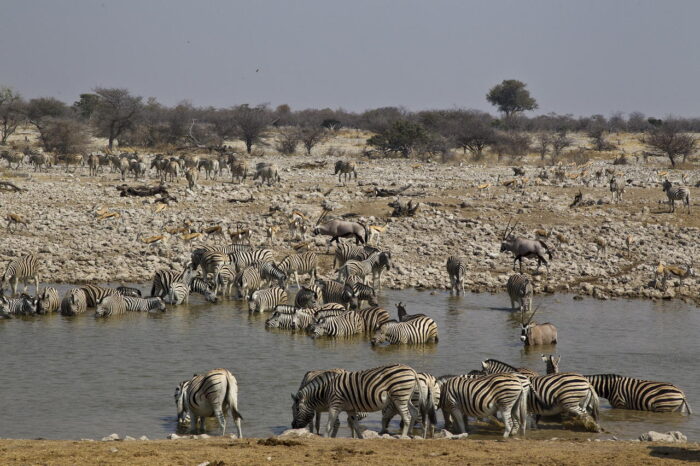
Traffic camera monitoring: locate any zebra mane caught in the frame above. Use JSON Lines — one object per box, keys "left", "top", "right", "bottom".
{"left": 482, "top": 358, "right": 519, "bottom": 371}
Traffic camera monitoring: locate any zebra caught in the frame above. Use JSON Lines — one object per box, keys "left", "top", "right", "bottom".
{"left": 542, "top": 354, "right": 560, "bottom": 374}
{"left": 195, "top": 251, "right": 228, "bottom": 289}
{"left": 216, "top": 264, "right": 237, "bottom": 297}
{"left": 2, "top": 254, "right": 40, "bottom": 296}
{"left": 164, "top": 282, "right": 190, "bottom": 305}
{"left": 60, "top": 288, "right": 88, "bottom": 316}
{"left": 265, "top": 306, "right": 314, "bottom": 330}
{"left": 446, "top": 256, "right": 466, "bottom": 295}
{"left": 506, "top": 273, "right": 533, "bottom": 312}
{"left": 609, "top": 176, "right": 624, "bottom": 203}
{"left": 440, "top": 372, "right": 529, "bottom": 437}
{"left": 95, "top": 295, "right": 166, "bottom": 317}
{"left": 230, "top": 160, "right": 248, "bottom": 183}
{"left": 189, "top": 277, "right": 218, "bottom": 302}
{"left": 317, "top": 279, "right": 358, "bottom": 310}
{"left": 356, "top": 306, "right": 391, "bottom": 334}
{"left": 337, "top": 251, "right": 392, "bottom": 290}
{"left": 0, "top": 294, "right": 37, "bottom": 316}
{"left": 174, "top": 368, "right": 243, "bottom": 437}
{"left": 527, "top": 373, "right": 601, "bottom": 431}
{"left": 323, "top": 364, "right": 419, "bottom": 438}
{"left": 116, "top": 286, "right": 142, "bottom": 298}
{"left": 481, "top": 359, "right": 540, "bottom": 378}
{"left": 662, "top": 179, "right": 691, "bottom": 213}
{"left": 248, "top": 287, "right": 288, "bottom": 313}
{"left": 253, "top": 163, "right": 280, "bottom": 185}
{"left": 334, "top": 160, "right": 357, "bottom": 183}
{"left": 192, "top": 244, "right": 251, "bottom": 266}
{"left": 236, "top": 265, "right": 264, "bottom": 300}
{"left": 311, "top": 311, "right": 365, "bottom": 338}
{"left": 36, "top": 286, "right": 60, "bottom": 314}
{"left": 198, "top": 158, "right": 220, "bottom": 180}
{"left": 165, "top": 159, "right": 179, "bottom": 182}
{"left": 79, "top": 284, "right": 119, "bottom": 308}
{"left": 333, "top": 244, "right": 378, "bottom": 268}
{"left": 584, "top": 374, "right": 691, "bottom": 413}
{"left": 259, "top": 261, "right": 287, "bottom": 288}
{"left": 370, "top": 316, "right": 439, "bottom": 345}
{"left": 294, "top": 285, "right": 321, "bottom": 308}
{"left": 381, "top": 372, "right": 439, "bottom": 438}
{"left": 230, "top": 249, "right": 274, "bottom": 273}
{"left": 349, "top": 281, "right": 379, "bottom": 308}
{"left": 278, "top": 252, "right": 317, "bottom": 287}
{"left": 150, "top": 264, "right": 196, "bottom": 298}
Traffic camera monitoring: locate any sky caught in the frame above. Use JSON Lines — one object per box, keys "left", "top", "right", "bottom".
{"left": 1, "top": 0, "right": 699, "bottom": 117}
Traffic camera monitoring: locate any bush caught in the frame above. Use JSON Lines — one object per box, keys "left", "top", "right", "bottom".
{"left": 41, "top": 118, "right": 90, "bottom": 154}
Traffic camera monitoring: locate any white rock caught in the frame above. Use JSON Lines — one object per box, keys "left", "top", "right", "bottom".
{"left": 101, "top": 433, "right": 120, "bottom": 441}
{"left": 639, "top": 431, "right": 687, "bottom": 443}
{"left": 124, "top": 435, "right": 136, "bottom": 441}
{"left": 450, "top": 433, "right": 469, "bottom": 440}
{"left": 139, "top": 435, "right": 150, "bottom": 441}
{"left": 360, "top": 430, "right": 380, "bottom": 439}
{"left": 278, "top": 428, "right": 316, "bottom": 438}
{"left": 167, "top": 433, "right": 182, "bottom": 440}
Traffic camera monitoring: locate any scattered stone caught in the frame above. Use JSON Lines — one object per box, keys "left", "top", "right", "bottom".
{"left": 197, "top": 462, "right": 211, "bottom": 466}
{"left": 639, "top": 431, "right": 687, "bottom": 443}
{"left": 361, "top": 430, "right": 381, "bottom": 439}
{"left": 450, "top": 433, "right": 469, "bottom": 440}
{"left": 101, "top": 433, "right": 120, "bottom": 442}
{"left": 110, "top": 447, "right": 118, "bottom": 453}
{"left": 278, "top": 428, "right": 316, "bottom": 439}
{"left": 123, "top": 435, "right": 136, "bottom": 441}
{"left": 167, "top": 433, "right": 182, "bottom": 440}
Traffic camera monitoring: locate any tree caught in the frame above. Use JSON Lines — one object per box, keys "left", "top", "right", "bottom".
{"left": 534, "top": 132, "right": 552, "bottom": 160}
{"left": 232, "top": 104, "right": 273, "bottom": 154}
{"left": 25, "top": 97, "right": 69, "bottom": 147}
{"left": 587, "top": 116, "right": 616, "bottom": 151}
{"left": 551, "top": 130, "right": 573, "bottom": 158}
{"left": 274, "top": 127, "right": 300, "bottom": 155}
{"left": 643, "top": 120, "right": 696, "bottom": 167}
{"left": 0, "top": 87, "right": 25, "bottom": 145}
{"left": 486, "top": 79, "right": 538, "bottom": 123}
{"left": 92, "top": 88, "right": 143, "bottom": 149}
{"left": 453, "top": 112, "right": 496, "bottom": 157}
{"left": 41, "top": 118, "right": 90, "bottom": 154}
{"left": 366, "top": 120, "right": 429, "bottom": 158}
{"left": 491, "top": 131, "right": 531, "bottom": 159}
{"left": 72, "top": 93, "right": 100, "bottom": 120}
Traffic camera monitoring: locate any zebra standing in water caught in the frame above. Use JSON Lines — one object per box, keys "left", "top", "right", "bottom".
{"left": 356, "top": 306, "right": 391, "bottom": 334}
{"left": 584, "top": 373, "right": 691, "bottom": 413}
{"left": 80, "top": 284, "right": 119, "bottom": 308}
{"left": 174, "top": 368, "right": 243, "bottom": 437}
{"left": 382, "top": 372, "right": 440, "bottom": 438}
{"left": 188, "top": 277, "right": 218, "bottom": 302}
{"left": 230, "top": 249, "right": 274, "bottom": 273}
{"left": 150, "top": 264, "right": 196, "bottom": 298}
{"left": 446, "top": 256, "right": 466, "bottom": 295}
{"left": 337, "top": 251, "right": 392, "bottom": 290}
{"left": 481, "top": 359, "right": 540, "bottom": 378}
{"left": 248, "top": 287, "right": 288, "bottom": 313}
{"left": 317, "top": 279, "right": 358, "bottom": 310}
{"left": 370, "top": 316, "right": 439, "bottom": 345}
{"left": 164, "top": 282, "right": 190, "bottom": 305}
{"left": 95, "top": 295, "right": 166, "bottom": 317}
{"left": 291, "top": 368, "right": 351, "bottom": 436}
{"left": 333, "top": 243, "right": 377, "bottom": 268}
{"left": 294, "top": 285, "right": 321, "bottom": 308}
{"left": 440, "top": 372, "right": 529, "bottom": 437}
{"left": 334, "top": 160, "right": 357, "bottom": 183}
{"left": 0, "top": 294, "right": 37, "bottom": 316}
{"left": 278, "top": 252, "right": 317, "bottom": 287}
{"left": 662, "top": 179, "right": 691, "bottom": 213}
{"left": 542, "top": 354, "right": 560, "bottom": 374}
{"left": 60, "top": 288, "right": 88, "bottom": 316}
{"left": 528, "top": 373, "right": 601, "bottom": 430}
{"left": 236, "top": 266, "right": 264, "bottom": 299}
{"left": 506, "top": 273, "right": 533, "bottom": 312}
{"left": 2, "top": 254, "right": 40, "bottom": 296}
{"left": 216, "top": 264, "right": 237, "bottom": 297}
{"left": 259, "top": 262, "right": 287, "bottom": 288}
{"left": 196, "top": 251, "right": 228, "bottom": 290}
{"left": 37, "top": 287, "right": 60, "bottom": 314}
{"left": 311, "top": 311, "right": 365, "bottom": 338}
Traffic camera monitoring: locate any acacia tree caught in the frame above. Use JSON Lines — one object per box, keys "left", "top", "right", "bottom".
{"left": 73, "top": 93, "right": 100, "bottom": 120}
{"left": 93, "top": 87, "right": 143, "bottom": 149}
{"left": 0, "top": 87, "right": 25, "bottom": 145}
{"left": 231, "top": 104, "right": 273, "bottom": 154}
{"left": 643, "top": 120, "right": 696, "bottom": 167}
{"left": 25, "top": 97, "right": 69, "bottom": 148}
{"left": 367, "top": 119, "right": 429, "bottom": 158}
{"left": 486, "top": 79, "right": 538, "bottom": 125}
{"left": 42, "top": 118, "right": 90, "bottom": 154}
{"left": 551, "top": 130, "right": 573, "bottom": 158}
{"left": 454, "top": 112, "right": 496, "bottom": 157}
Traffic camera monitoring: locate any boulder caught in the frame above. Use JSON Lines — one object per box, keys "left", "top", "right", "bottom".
{"left": 278, "top": 428, "right": 316, "bottom": 439}
{"left": 639, "top": 431, "right": 687, "bottom": 443}
{"left": 101, "top": 433, "right": 120, "bottom": 441}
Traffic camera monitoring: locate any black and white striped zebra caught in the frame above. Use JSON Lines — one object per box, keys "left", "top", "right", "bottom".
{"left": 528, "top": 373, "right": 600, "bottom": 430}
{"left": 278, "top": 252, "right": 317, "bottom": 287}
{"left": 356, "top": 306, "right": 391, "bottom": 334}
{"left": 294, "top": 285, "right": 321, "bottom": 308}
{"left": 481, "top": 359, "right": 540, "bottom": 378}
{"left": 164, "top": 282, "right": 190, "bottom": 305}
{"left": 116, "top": 286, "right": 142, "bottom": 297}
{"left": 318, "top": 279, "right": 359, "bottom": 310}
{"left": 311, "top": 311, "right": 365, "bottom": 338}
{"left": 446, "top": 256, "right": 466, "bottom": 295}
{"left": 150, "top": 263, "right": 196, "bottom": 298}
{"left": 440, "top": 372, "right": 529, "bottom": 437}
{"left": 662, "top": 179, "right": 691, "bottom": 213}
{"left": 381, "top": 372, "right": 439, "bottom": 437}
{"left": 542, "top": 354, "right": 560, "bottom": 374}
{"left": 323, "top": 364, "right": 419, "bottom": 438}
{"left": 174, "top": 368, "right": 243, "bottom": 436}
{"left": 230, "top": 249, "right": 274, "bottom": 273}
{"left": 191, "top": 245, "right": 251, "bottom": 268}
{"left": 189, "top": 277, "right": 218, "bottom": 302}
{"left": 60, "top": 288, "right": 87, "bottom": 316}
{"left": 370, "top": 316, "right": 439, "bottom": 345}
{"left": 334, "top": 160, "right": 357, "bottom": 183}
{"left": 265, "top": 306, "right": 314, "bottom": 330}
{"left": 248, "top": 287, "right": 288, "bottom": 313}
{"left": 506, "top": 273, "right": 533, "bottom": 312}
{"left": 236, "top": 265, "right": 264, "bottom": 299}
{"left": 291, "top": 368, "right": 354, "bottom": 436}
{"left": 95, "top": 295, "right": 166, "bottom": 317}
{"left": 80, "top": 284, "right": 119, "bottom": 308}
{"left": 216, "top": 264, "right": 237, "bottom": 297}
{"left": 259, "top": 261, "right": 287, "bottom": 288}
{"left": 196, "top": 251, "right": 228, "bottom": 289}
{"left": 2, "top": 254, "right": 40, "bottom": 296}
{"left": 584, "top": 374, "right": 691, "bottom": 413}
{"left": 333, "top": 244, "right": 378, "bottom": 268}
{"left": 337, "top": 251, "right": 392, "bottom": 290}
{"left": 349, "top": 281, "right": 379, "bottom": 307}
{"left": 36, "top": 286, "right": 60, "bottom": 314}
{"left": 0, "top": 294, "right": 37, "bottom": 316}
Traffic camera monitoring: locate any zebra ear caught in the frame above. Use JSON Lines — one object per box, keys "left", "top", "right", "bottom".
{"left": 291, "top": 393, "right": 298, "bottom": 402}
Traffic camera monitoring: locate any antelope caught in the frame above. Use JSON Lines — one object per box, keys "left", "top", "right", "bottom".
{"left": 555, "top": 233, "right": 568, "bottom": 244}
{"left": 180, "top": 232, "right": 203, "bottom": 244}
{"left": 203, "top": 225, "right": 225, "bottom": 242}
{"left": 265, "top": 225, "right": 279, "bottom": 245}
{"left": 593, "top": 237, "right": 607, "bottom": 258}
{"left": 97, "top": 212, "right": 121, "bottom": 221}
{"left": 6, "top": 214, "right": 29, "bottom": 232}
{"left": 229, "top": 224, "right": 252, "bottom": 244}
{"left": 656, "top": 262, "right": 695, "bottom": 291}
{"left": 519, "top": 306, "right": 557, "bottom": 346}
{"left": 153, "top": 203, "right": 167, "bottom": 213}
{"left": 141, "top": 235, "right": 167, "bottom": 245}
{"left": 625, "top": 235, "right": 635, "bottom": 252}
{"left": 534, "top": 229, "right": 549, "bottom": 240}
{"left": 368, "top": 225, "right": 387, "bottom": 246}
{"left": 499, "top": 219, "right": 552, "bottom": 272}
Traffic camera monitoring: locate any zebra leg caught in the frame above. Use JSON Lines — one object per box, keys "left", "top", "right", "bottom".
{"left": 348, "top": 412, "right": 364, "bottom": 438}
{"left": 326, "top": 408, "right": 340, "bottom": 438}
{"left": 214, "top": 408, "right": 227, "bottom": 435}
{"left": 12, "top": 276, "right": 18, "bottom": 297}
{"left": 314, "top": 412, "right": 321, "bottom": 434}
{"left": 450, "top": 408, "right": 465, "bottom": 434}
{"left": 501, "top": 407, "right": 513, "bottom": 438}
{"left": 380, "top": 404, "right": 395, "bottom": 434}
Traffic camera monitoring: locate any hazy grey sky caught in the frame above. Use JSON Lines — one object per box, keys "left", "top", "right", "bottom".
{"left": 1, "top": 0, "right": 699, "bottom": 116}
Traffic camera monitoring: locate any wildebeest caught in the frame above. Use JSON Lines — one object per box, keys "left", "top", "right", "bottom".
{"left": 499, "top": 219, "right": 552, "bottom": 272}
{"left": 313, "top": 219, "right": 367, "bottom": 245}
{"left": 519, "top": 306, "right": 557, "bottom": 346}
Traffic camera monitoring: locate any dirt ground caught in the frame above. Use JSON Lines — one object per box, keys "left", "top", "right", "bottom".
{"left": 0, "top": 438, "right": 698, "bottom": 465}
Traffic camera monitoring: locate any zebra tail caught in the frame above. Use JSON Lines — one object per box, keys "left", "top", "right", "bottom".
{"left": 426, "top": 382, "right": 438, "bottom": 427}
{"left": 589, "top": 387, "right": 600, "bottom": 422}
{"left": 225, "top": 371, "right": 243, "bottom": 421}
{"left": 539, "top": 240, "right": 553, "bottom": 259}
{"left": 682, "top": 398, "right": 692, "bottom": 415}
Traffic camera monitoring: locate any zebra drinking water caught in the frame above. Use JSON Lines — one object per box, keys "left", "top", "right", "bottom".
{"left": 583, "top": 373, "right": 691, "bottom": 413}
{"left": 446, "top": 256, "right": 467, "bottom": 295}
{"left": 311, "top": 311, "right": 365, "bottom": 338}
{"left": 248, "top": 287, "right": 288, "bottom": 313}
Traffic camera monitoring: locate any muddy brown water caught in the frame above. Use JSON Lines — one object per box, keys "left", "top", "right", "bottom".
{"left": 0, "top": 285, "right": 697, "bottom": 440}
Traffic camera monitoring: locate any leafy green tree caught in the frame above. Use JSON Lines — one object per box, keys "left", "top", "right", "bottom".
{"left": 486, "top": 79, "right": 538, "bottom": 121}
{"left": 367, "top": 120, "right": 429, "bottom": 158}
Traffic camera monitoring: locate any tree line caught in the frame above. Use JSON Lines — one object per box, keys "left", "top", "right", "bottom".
{"left": 0, "top": 80, "right": 696, "bottom": 166}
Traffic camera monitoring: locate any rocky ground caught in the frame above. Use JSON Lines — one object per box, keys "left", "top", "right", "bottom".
{"left": 0, "top": 137, "right": 698, "bottom": 305}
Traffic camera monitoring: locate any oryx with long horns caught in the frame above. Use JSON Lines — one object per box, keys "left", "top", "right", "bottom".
{"left": 499, "top": 218, "right": 553, "bottom": 272}
{"left": 519, "top": 305, "right": 557, "bottom": 346}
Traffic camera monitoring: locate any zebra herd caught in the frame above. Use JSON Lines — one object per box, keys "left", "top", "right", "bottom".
{"left": 174, "top": 354, "right": 690, "bottom": 439}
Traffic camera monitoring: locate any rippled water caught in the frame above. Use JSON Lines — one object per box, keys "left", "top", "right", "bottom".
{"left": 0, "top": 285, "right": 698, "bottom": 440}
